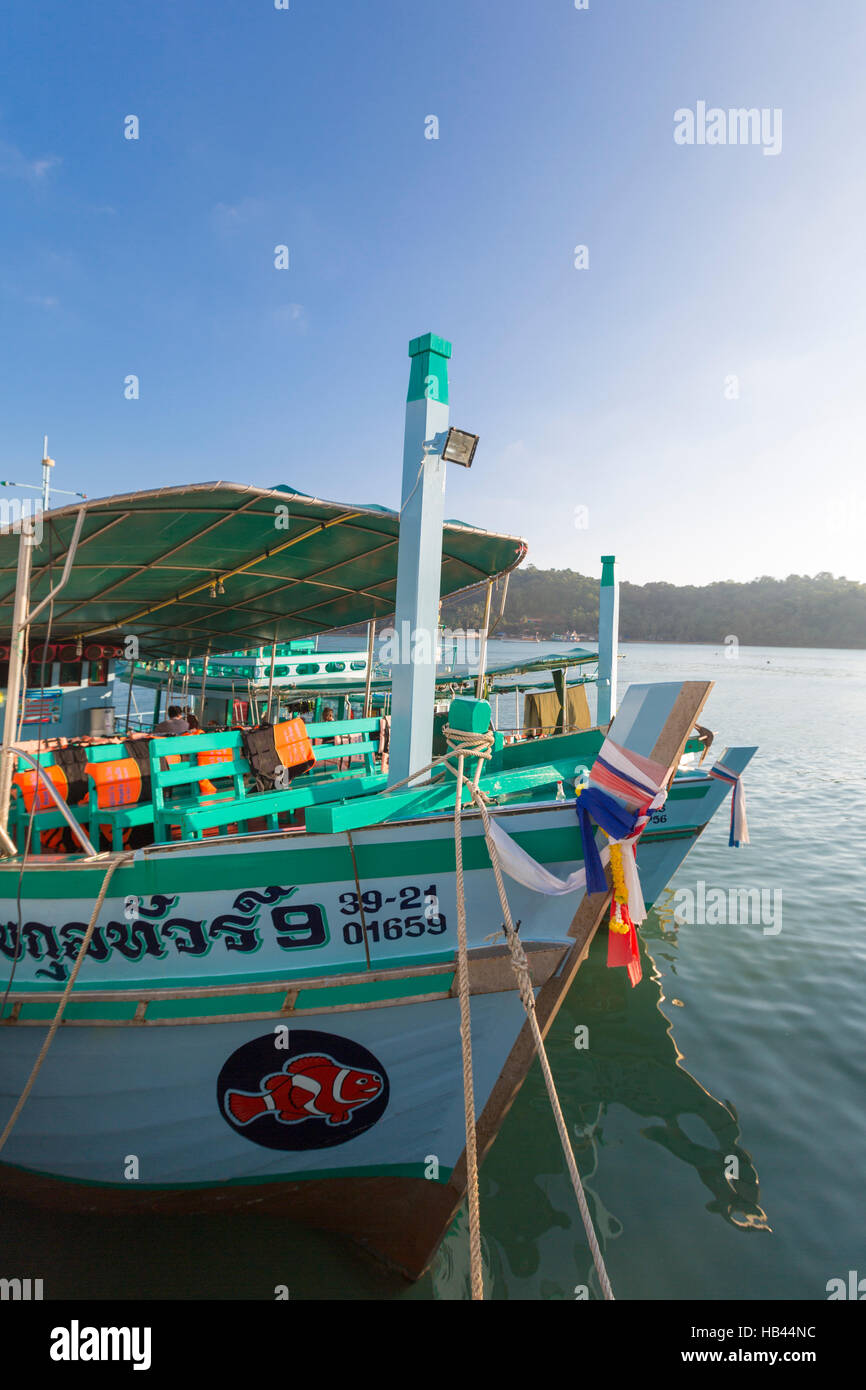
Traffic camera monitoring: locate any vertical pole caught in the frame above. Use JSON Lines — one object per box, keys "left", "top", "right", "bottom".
{"left": 166, "top": 659, "right": 175, "bottom": 710}
{"left": 41, "top": 436, "right": 52, "bottom": 513}
{"left": 0, "top": 527, "right": 35, "bottom": 832}
{"left": 561, "top": 662, "right": 568, "bottom": 733}
{"left": 362, "top": 620, "right": 376, "bottom": 719}
{"left": 181, "top": 651, "right": 191, "bottom": 706}
{"left": 552, "top": 665, "right": 567, "bottom": 734}
{"left": 152, "top": 684, "right": 162, "bottom": 730}
{"left": 266, "top": 640, "right": 277, "bottom": 722}
{"left": 388, "top": 332, "right": 451, "bottom": 786}
{"left": 475, "top": 580, "right": 494, "bottom": 699}
{"left": 199, "top": 643, "right": 211, "bottom": 723}
{"left": 597, "top": 554, "right": 619, "bottom": 727}
{"left": 124, "top": 661, "right": 135, "bottom": 733}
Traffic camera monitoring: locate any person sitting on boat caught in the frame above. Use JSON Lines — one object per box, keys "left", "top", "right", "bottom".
{"left": 313, "top": 706, "right": 338, "bottom": 751}
{"left": 154, "top": 704, "right": 189, "bottom": 735}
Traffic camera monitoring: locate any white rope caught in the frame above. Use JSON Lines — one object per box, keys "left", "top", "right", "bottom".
{"left": 452, "top": 745, "right": 484, "bottom": 1300}
{"left": 446, "top": 724, "right": 615, "bottom": 1301}
{"left": 0, "top": 854, "right": 130, "bottom": 1154}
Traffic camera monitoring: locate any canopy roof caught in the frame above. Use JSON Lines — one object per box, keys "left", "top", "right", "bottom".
{"left": 0, "top": 482, "right": 526, "bottom": 659}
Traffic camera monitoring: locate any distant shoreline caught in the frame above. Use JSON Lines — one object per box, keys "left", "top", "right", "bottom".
{"left": 321, "top": 630, "right": 865, "bottom": 654}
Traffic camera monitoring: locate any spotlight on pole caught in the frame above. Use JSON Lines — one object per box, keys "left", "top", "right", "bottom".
{"left": 441, "top": 427, "right": 479, "bottom": 469}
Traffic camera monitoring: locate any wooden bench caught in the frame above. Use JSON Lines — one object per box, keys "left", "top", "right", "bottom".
{"left": 291, "top": 716, "right": 382, "bottom": 780}
{"left": 149, "top": 731, "right": 249, "bottom": 841}
{"left": 87, "top": 730, "right": 250, "bottom": 849}
{"left": 172, "top": 769, "right": 388, "bottom": 840}
{"left": 149, "top": 718, "right": 385, "bottom": 842}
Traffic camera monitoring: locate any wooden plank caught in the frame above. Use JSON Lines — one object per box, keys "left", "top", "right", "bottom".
{"left": 2, "top": 958, "right": 458, "bottom": 1003}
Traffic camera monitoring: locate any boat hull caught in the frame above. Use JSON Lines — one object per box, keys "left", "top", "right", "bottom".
{"left": 0, "top": 748, "right": 755, "bottom": 1276}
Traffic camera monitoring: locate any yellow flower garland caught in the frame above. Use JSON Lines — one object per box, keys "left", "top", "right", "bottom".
{"left": 608, "top": 841, "right": 630, "bottom": 934}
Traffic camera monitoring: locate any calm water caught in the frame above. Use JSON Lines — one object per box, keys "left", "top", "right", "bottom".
{"left": 4, "top": 642, "right": 865, "bottom": 1300}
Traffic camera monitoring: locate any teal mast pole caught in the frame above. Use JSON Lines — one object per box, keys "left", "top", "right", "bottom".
{"left": 596, "top": 554, "right": 619, "bottom": 727}
{"left": 388, "top": 333, "right": 452, "bottom": 786}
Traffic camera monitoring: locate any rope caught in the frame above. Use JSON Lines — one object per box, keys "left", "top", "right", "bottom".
{"left": 446, "top": 723, "right": 615, "bottom": 1302}
{"left": 345, "top": 829, "right": 372, "bottom": 971}
{"left": 0, "top": 853, "right": 129, "bottom": 1155}
{"left": 452, "top": 744, "right": 485, "bottom": 1300}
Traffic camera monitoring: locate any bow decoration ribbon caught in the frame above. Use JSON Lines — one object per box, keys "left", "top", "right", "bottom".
{"left": 708, "top": 761, "right": 749, "bottom": 847}
{"left": 573, "top": 740, "right": 669, "bottom": 987}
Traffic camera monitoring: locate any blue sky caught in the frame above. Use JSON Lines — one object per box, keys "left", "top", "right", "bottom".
{"left": 1, "top": 0, "right": 863, "bottom": 585}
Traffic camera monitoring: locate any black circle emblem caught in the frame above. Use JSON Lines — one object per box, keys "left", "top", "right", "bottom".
{"left": 217, "top": 1029, "right": 389, "bottom": 1151}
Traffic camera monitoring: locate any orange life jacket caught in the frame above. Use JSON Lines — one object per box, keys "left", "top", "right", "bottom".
{"left": 85, "top": 757, "right": 143, "bottom": 809}
{"left": 195, "top": 744, "right": 233, "bottom": 796}
{"left": 12, "top": 763, "right": 69, "bottom": 813}
{"left": 274, "top": 717, "right": 315, "bottom": 772}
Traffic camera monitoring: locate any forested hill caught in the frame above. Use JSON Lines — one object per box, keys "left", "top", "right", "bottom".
{"left": 440, "top": 568, "right": 866, "bottom": 648}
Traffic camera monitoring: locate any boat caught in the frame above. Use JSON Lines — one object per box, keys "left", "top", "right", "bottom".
{"left": 119, "top": 637, "right": 381, "bottom": 730}
{"left": 119, "top": 615, "right": 602, "bottom": 732}
{"left": 0, "top": 332, "right": 756, "bottom": 1288}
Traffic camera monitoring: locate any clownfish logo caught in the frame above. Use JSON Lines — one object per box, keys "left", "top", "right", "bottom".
{"left": 225, "top": 1053, "right": 383, "bottom": 1128}
{"left": 218, "top": 1031, "right": 389, "bottom": 1151}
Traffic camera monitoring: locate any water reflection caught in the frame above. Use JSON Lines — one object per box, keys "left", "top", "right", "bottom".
{"left": 433, "top": 910, "right": 768, "bottom": 1300}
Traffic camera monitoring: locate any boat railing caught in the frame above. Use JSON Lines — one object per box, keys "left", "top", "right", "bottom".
{"left": 0, "top": 745, "right": 98, "bottom": 858}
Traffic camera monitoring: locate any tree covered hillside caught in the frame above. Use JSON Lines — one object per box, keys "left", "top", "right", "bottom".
{"left": 440, "top": 568, "right": 866, "bottom": 648}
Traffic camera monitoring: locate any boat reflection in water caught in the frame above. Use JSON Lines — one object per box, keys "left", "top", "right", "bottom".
{"left": 433, "top": 908, "right": 768, "bottom": 1300}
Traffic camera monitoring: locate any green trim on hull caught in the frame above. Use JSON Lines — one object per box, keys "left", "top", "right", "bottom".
{"left": 0, "top": 1157, "right": 455, "bottom": 1190}
{"left": 0, "top": 800, "right": 709, "bottom": 901}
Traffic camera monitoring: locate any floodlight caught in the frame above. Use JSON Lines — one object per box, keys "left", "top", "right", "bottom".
{"left": 441, "top": 427, "right": 479, "bottom": 469}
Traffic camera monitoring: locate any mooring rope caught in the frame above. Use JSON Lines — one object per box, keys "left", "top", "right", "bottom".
{"left": 0, "top": 853, "right": 130, "bottom": 1155}
{"left": 452, "top": 741, "right": 484, "bottom": 1300}
{"left": 445, "top": 723, "right": 615, "bottom": 1302}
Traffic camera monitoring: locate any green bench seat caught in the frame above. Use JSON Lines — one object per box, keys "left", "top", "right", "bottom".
{"left": 173, "top": 771, "right": 388, "bottom": 840}
{"left": 149, "top": 718, "right": 384, "bottom": 842}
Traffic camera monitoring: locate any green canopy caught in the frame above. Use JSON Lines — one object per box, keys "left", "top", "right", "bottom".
{"left": 0, "top": 482, "right": 526, "bottom": 659}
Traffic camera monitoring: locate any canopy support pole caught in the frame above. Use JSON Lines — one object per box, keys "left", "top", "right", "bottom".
{"left": 475, "top": 579, "right": 494, "bottom": 699}
{"left": 266, "top": 640, "right": 277, "bottom": 723}
{"left": 199, "top": 643, "right": 211, "bottom": 723}
{"left": 597, "top": 555, "right": 619, "bottom": 727}
{"left": 124, "top": 661, "right": 135, "bottom": 733}
{"left": 388, "top": 333, "right": 451, "bottom": 787}
{"left": 0, "top": 530, "right": 34, "bottom": 835}
{"left": 363, "top": 620, "right": 376, "bottom": 719}
{"left": 0, "top": 505, "right": 86, "bottom": 839}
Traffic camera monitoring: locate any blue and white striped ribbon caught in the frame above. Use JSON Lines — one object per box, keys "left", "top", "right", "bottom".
{"left": 709, "top": 761, "right": 749, "bottom": 847}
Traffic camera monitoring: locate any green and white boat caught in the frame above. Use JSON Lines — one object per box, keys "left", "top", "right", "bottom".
{"left": 0, "top": 333, "right": 756, "bottom": 1283}
{"left": 120, "top": 637, "right": 380, "bottom": 730}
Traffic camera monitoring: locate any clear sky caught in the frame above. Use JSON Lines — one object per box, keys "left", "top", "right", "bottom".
{"left": 1, "top": 0, "right": 863, "bottom": 586}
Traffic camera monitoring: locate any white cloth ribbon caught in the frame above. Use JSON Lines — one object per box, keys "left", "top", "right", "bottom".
{"left": 485, "top": 801, "right": 664, "bottom": 927}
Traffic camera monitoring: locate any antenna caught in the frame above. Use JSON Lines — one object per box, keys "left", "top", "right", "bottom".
{"left": 0, "top": 438, "right": 87, "bottom": 512}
